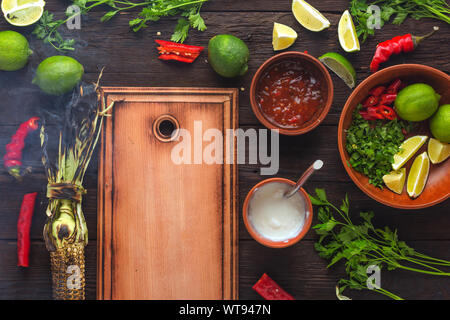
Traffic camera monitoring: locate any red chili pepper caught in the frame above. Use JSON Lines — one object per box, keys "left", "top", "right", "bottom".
{"left": 3, "top": 117, "right": 40, "bottom": 180}
{"left": 379, "top": 93, "right": 397, "bottom": 105}
{"left": 378, "top": 105, "right": 398, "bottom": 120}
{"left": 362, "top": 95, "right": 379, "bottom": 108}
{"left": 155, "top": 40, "right": 204, "bottom": 63}
{"left": 252, "top": 273, "right": 294, "bottom": 300}
{"left": 368, "top": 86, "right": 386, "bottom": 97}
{"left": 370, "top": 27, "right": 439, "bottom": 72}
{"left": 17, "top": 192, "right": 37, "bottom": 267}
{"left": 367, "top": 106, "right": 385, "bottom": 120}
{"left": 386, "top": 79, "right": 402, "bottom": 94}
{"left": 359, "top": 110, "right": 377, "bottom": 121}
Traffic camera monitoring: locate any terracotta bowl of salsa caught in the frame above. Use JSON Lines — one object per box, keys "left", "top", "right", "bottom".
{"left": 250, "top": 52, "right": 333, "bottom": 135}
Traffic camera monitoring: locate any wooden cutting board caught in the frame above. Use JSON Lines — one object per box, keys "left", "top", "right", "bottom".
{"left": 97, "top": 88, "right": 238, "bottom": 300}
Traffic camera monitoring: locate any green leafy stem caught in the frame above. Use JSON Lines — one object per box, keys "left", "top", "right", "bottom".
{"left": 33, "top": 0, "right": 209, "bottom": 52}
{"left": 310, "top": 188, "right": 450, "bottom": 300}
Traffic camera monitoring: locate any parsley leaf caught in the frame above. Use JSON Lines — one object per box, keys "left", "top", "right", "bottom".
{"left": 310, "top": 189, "right": 450, "bottom": 300}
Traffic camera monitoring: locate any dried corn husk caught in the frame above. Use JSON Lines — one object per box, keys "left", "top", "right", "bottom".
{"left": 40, "top": 74, "right": 113, "bottom": 300}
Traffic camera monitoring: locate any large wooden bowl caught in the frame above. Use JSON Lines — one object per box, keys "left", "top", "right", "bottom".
{"left": 338, "top": 64, "right": 450, "bottom": 209}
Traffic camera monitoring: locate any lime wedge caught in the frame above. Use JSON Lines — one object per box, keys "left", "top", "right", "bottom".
{"left": 273, "top": 22, "right": 298, "bottom": 51}
{"left": 383, "top": 168, "right": 406, "bottom": 195}
{"left": 319, "top": 52, "right": 356, "bottom": 88}
{"left": 392, "top": 135, "right": 428, "bottom": 171}
{"left": 2, "top": 0, "right": 45, "bottom": 27}
{"left": 407, "top": 152, "right": 430, "bottom": 199}
{"left": 292, "top": 0, "right": 330, "bottom": 32}
{"left": 428, "top": 138, "right": 450, "bottom": 164}
{"left": 338, "top": 10, "right": 360, "bottom": 52}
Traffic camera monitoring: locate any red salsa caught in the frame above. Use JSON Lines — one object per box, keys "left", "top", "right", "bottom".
{"left": 256, "top": 60, "right": 325, "bottom": 128}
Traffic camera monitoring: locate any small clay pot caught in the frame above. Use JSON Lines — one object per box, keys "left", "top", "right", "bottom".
{"left": 243, "top": 177, "right": 313, "bottom": 248}
{"left": 250, "top": 51, "right": 334, "bottom": 136}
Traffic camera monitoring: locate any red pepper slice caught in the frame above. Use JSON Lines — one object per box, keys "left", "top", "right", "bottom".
{"left": 379, "top": 93, "right": 397, "bottom": 105}
{"left": 378, "top": 105, "right": 398, "bottom": 120}
{"left": 155, "top": 40, "right": 204, "bottom": 63}
{"left": 253, "top": 273, "right": 294, "bottom": 300}
{"left": 368, "top": 86, "right": 386, "bottom": 97}
{"left": 17, "top": 192, "right": 37, "bottom": 267}
{"left": 362, "top": 95, "right": 378, "bottom": 108}
{"left": 386, "top": 79, "right": 402, "bottom": 94}
{"left": 367, "top": 106, "right": 385, "bottom": 120}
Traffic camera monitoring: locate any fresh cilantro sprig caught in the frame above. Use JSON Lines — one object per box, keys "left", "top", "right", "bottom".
{"left": 345, "top": 105, "right": 412, "bottom": 188}
{"left": 349, "top": 0, "right": 450, "bottom": 42}
{"left": 33, "top": 0, "right": 209, "bottom": 52}
{"left": 310, "top": 189, "right": 450, "bottom": 300}
{"left": 32, "top": 10, "right": 76, "bottom": 52}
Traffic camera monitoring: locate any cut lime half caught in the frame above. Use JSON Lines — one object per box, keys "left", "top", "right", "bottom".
{"left": 2, "top": 0, "right": 45, "bottom": 26}
{"left": 319, "top": 52, "right": 356, "bottom": 88}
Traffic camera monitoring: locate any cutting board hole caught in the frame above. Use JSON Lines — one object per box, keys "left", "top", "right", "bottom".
{"left": 153, "top": 115, "right": 179, "bottom": 142}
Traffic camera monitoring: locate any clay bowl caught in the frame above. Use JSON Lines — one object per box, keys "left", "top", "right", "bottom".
{"left": 242, "top": 177, "right": 313, "bottom": 248}
{"left": 338, "top": 64, "right": 450, "bottom": 209}
{"left": 250, "top": 51, "right": 334, "bottom": 135}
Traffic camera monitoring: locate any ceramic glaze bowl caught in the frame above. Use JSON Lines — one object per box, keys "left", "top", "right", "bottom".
{"left": 338, "top": 64, "right": 450, "bottom": 209}
{"left": 250, "top": 52, "right": 334, "bottom": 135}
{"left": 243, "top": 177, "right": 313, "bottom": 248}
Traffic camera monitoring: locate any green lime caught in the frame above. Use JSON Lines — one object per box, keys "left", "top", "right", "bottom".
{"left": 394, "top": 83, "right": 441, "bottom": 122}
{"left": 430, "top": 104, "right": 450, "bottom": 143}
{"left": 208, "top": 35, "right": 249, "bottom": 78}
{"left": 32, "top": 56, "right": 84, "bottom": 96}
{"left": 319, "top": 52, "right": 356, "bottom": 88}
{"left": 0, "top": 30, "right": 32, "bottom": 71}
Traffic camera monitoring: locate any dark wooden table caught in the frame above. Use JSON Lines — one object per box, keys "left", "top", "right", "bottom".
{"left": 1, "top": 0, "right": 449, "bottom": 300}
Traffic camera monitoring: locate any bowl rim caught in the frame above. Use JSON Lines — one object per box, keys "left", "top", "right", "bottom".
{"left": 250, "top": 51, "right": 334, "bottom": 136}
{"left": 338, "top": 64, "right": 450, "bottom": 210}
{"left": 242, "top": 177, "right": 313, "bottom": 248}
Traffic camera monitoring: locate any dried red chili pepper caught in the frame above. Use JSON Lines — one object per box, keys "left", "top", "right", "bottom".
{"left": 17, "top": 192, "right": 37, "bottom": 267}
{"left": 378, "top": 105, "right": 398, "bottom": 120}
{"left": 252, "top": 273, "right": 294, "bottom": 300}
{"left": 368, "top": 85, "right": 386, "bottom": 97}
{"left": 155, "top": 40, "right": 204, "bottom": 63}
{"left": 370, "top": 27, "right": 439, "bottom": 73}
{"left": 3, "top": 117, "right": 40, "bottom": 180}
{"left": 379, "top": 93, "right": 397, "bottom": 105}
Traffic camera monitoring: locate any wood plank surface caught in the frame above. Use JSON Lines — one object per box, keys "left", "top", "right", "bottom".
{"left": 0, "top": 0, "right": 449, "bottom": 300}
{"left": 97, "top": 88, "right": 238, "bottom": 299}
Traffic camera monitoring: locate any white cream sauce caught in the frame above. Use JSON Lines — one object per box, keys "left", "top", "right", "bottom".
{"left": 248, "top": 182, "right": 307, "bottom": 242}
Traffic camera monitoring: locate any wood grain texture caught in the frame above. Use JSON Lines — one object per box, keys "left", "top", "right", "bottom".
{"left": 97, "top": 88, "right": 238, "bottom": 299}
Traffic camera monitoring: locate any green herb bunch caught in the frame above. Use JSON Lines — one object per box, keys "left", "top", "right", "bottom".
{"left": 310, "top": 189, "right": 450, "bottom": 300}
{"left": 349, "top": 0, "right": 450, "bottom": 42}
{"left": 345, "top": 105, "right": 412, "bottom": 188}
{"left": 33, "top": 0, "right": 208, "bottom": 52}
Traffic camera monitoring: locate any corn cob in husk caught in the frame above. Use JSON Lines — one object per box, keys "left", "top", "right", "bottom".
{"left": 40, "top": 76, "right": 113, "bottom": 300}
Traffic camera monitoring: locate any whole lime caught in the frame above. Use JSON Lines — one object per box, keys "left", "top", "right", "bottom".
{"left": 429, "top": 104, "right": 450, "bottom": 143}
{"left": 394, "top": 83, "right": 441, "bottom": 121}
{"left": 0, "top": 30, "right": 32, "bottom": 71}
{"left": 208, "top": 35, "right": 249, "bottom": 78}
{"left": 32, "top": 56, "right": 84, "bottom": 96}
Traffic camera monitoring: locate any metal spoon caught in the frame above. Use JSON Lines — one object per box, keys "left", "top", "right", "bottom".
{"left": 284, "top": 160, "right": 323, "bottom": 198}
